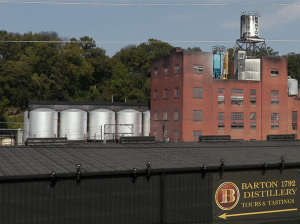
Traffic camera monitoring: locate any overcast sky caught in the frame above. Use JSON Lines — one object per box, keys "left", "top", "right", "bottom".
{"left": 1, "top": 0, "right": 300, "bottom": 57}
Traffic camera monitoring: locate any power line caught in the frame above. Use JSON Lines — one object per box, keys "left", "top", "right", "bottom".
{"left": 1, "top": 1, "right": 300, "bottom": 6}
{"left": 1, "top": 40, "right": 300, "bottom": 44}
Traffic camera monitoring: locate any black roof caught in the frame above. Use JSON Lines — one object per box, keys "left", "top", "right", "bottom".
{"left": 1, "top": 141, "right": 300, "bottom": 180}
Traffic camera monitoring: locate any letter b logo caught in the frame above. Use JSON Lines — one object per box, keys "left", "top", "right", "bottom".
{"left": 215, "top": 182, "right": 240, "bottom": 210}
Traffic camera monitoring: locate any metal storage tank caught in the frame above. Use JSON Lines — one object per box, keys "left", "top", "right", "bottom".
{"left": 116, "top": 109, "right": 142, "bottom": 137}
{"left": 29, "top": 108, "right": 58, "bottom": 138}
{"left": 60, "top": 109, "right": 87, "bottom": 140}
{"left": 288, "top": 78, "right": 298, "bottom": 96}
{"left": 142, "top": 110, "right": 150, "bottom": 136}
{"left": 23, "top": 111, "right": 29, "bottom": 143}
{"left": 88, "top": 109, "right": 115, "bottom": 140}
{"left": 240, "top": 12, "right": 260, "bottom": 39}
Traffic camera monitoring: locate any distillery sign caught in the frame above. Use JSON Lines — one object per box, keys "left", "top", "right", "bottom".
{"left": 213, "top": 170, "right": 300, "bottom": 223}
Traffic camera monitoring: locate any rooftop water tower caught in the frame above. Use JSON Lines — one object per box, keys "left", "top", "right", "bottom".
{"left": 234, "top": 11, "right": 268, "bottom": 57}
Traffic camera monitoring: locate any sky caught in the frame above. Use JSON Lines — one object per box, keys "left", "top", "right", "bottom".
{"left": 1, "top": 0, "right": 300, "bottom": 57}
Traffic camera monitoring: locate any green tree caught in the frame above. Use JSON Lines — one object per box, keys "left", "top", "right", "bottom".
{"left": 186, "top": 47, "right": 202, "bottom": 52}
{"left": 284, "top": 53, "right": 300, "bottom": 81}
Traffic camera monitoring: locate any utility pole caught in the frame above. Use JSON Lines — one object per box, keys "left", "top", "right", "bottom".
{"left": 155, "top": 119, "right": 169, "bottom": 142}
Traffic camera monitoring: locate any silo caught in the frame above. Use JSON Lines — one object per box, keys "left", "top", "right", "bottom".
{"left": 60, "top": 109, "right": 87, "bottom": 141}
{"left": 29, "top": 108, "right": 58, "bottom": 138}
{"left": 88, "top": 109, "right": 115, "bottom": 140}
{"left": 116, "top": 109, "right": 142, "bottom": 137}
{"left": 23, "top": 111, "right": 29, "bottom": 143}
{"left": 240, "top": 12, "right": 260, "bottom": 39}
{"left": 288, "top": 78, "right": 298, "bottom": 96}
{"left": 142, "top": 110, "right": 150, "bottom": 136}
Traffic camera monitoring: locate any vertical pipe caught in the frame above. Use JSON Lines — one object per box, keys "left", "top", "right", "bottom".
{"left": 160, "top": 172, "right": 165, "bottom": 224}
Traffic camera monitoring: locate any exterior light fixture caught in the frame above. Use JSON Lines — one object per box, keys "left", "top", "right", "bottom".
{"left": 50, "top": 171, "right": 56, "bottom": 182}
{"left": 146, "top": 161, "right": 151, "bottom": 176}
{"left": 76, "top": 164, "right": 81, "bottom": 180}
{"left": 281, "top": 156, "right": 285, "bottom": 169}
{"left": 220, "top": 158, "right": 225, "bottom": 173}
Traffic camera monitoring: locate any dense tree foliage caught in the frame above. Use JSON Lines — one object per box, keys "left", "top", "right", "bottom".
{"left": 1, "top": 30, "right": 300, "bottom": 113}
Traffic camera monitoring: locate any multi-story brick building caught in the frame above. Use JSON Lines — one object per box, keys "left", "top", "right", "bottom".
{"left": 150, "top": 47, "right": 300, "bottom": 142}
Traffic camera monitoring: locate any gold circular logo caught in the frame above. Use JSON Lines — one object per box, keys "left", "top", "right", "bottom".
{"left": 215, "top": 182, "right": 240, "bottom": 210}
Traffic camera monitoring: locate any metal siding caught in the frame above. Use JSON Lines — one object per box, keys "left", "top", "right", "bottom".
{"left": 164, "top": 172, "right": 213, "bottom": 224}
{"left": 0, "top": 176, "right": 161, "bottom": 224}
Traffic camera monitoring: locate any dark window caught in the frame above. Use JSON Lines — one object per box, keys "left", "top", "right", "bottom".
{"left": 175, "top": 65, "right": 179, "bottom": 74}
{"left": 164, "top": 68, "right": 168, "bottom": 76}
{"left": 154, "top": 111, "right": 157, "bottom": 120}
{"left": 164, "top": 111, "right": 168, "bottom": 120}
{"left": 174, "top": 130, "right": 178, "bottom": 142}
{"left": 193, "top": 87, "right": 203, "bottom": 98}
{"left": 193, "top": 110, "right": 202, "bottom": 121}
{"left": 271, "top": 90, "right": 279, "bottom": 105}
{"left": 218, "top": 89, "right": 225, "bottom": 104}
{"left": 154, "top": 69, "right": 158, "bottom": 78}
{"left": 174, "top": 88, "right": 179, "bottom": 98}
{"left": 231, "top": 89, "right": 244, "bottom": 105}
{"left": 250, "top": 113, "right": 256, "bottom": 130}
{"left": 218, "top": 112, "right": 225, "bottom": 130}
{"left": 193, "top": 64, "right": 203, "bottom": 74}
{"left": 231, "top": 112, "right": 244, "bottom": 129}
{"left": 164, "top": 89, "right": 168, "bottom": 99}
{"left": 154, "top": 90, "right": 157, "bottom": 100}
{"left": 271, "top": 69, "right": 279, "bottom": 77}
{"left": 271, "top": 113, "right": 279, "bottom": 129}
{"left": 292, "top": 111, "right": 297, "bottom": 130}
{"left": 174, "top": 110, "right": 179, "bottom": 121}
{"left": 250, "top": 89, "right": 256, "bottom": 105}
{"left": 193, "top": 130, "right": 202, "bottom": 142}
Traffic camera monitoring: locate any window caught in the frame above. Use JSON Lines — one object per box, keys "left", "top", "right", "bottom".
{"left": 231, "top": 112, "right": 244, "bottom": 129}
{"left": 154, "top": 129, "right": 157, "bottom": 141}
{"left": 218, "top": 89, "right": 225, "bottom": 104}
{"left": 174, "top": 110, "right": 179, "bottom": 121}
{"left": 154, "top": 90, "right": 157, "bottom": 100}
{"left": 193, "top": 64, "right": 203, "bottom": 74}
{"left": 193, "top": 110, "right": 202, "bottom": 121}
{"left": 164, "top": 130, "right": 168, "bottom": 139}
{"left": 231, "top": 89, "right": 244, "bottom": 105}
{"left": 193, "top": 131, "right": 202, "bottom": 142}
{"left": 164, "top": 111, "right": 168, "bottom": 120}
{"left": 164, "top": 68, "right": 168, "bottom": 76}
{"left": 154, "top": 111, "right": 157, "bottom": 120}
{"left": 174, "top": 87, "right": 179, "bottom": 98}
{"left": 271, "top": 69, "right": 279, "bottom": 77}
{"left": 271, "top": 90, "right": 279, "bottom": 105}
{"left": 175, "top": 65, "right": 179, "bottom": 74}
{"left": 271, "top": 113, "right": 279, "bottom": 129}
{"left": 218, "top": 112, "right": 225, "bottom": 130}
{"left": 164, "top": 89, "right": 168, "bottom": 99}
{"left": 193, "top": 87, "right": 203, "bottom": 98}
{"left": 250, "top": 113, "right": 256, "bottom": 130}
{"left": 174, "top": 131, "right": 179, "bottom": 142}
{"left": 250, "top": 89, "right": 256, "bottom": 105}
{"left": 154, "top": 69, "right": 158, "bottom": 78}
{"left": 292, "top": 111, "right": 297, "bottom": 130}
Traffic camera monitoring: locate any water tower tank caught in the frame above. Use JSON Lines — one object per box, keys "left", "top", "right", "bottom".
{"left": 88, "top": 109, "right": 115, "bottom": 140}
{"left": 240, "top": 12, "right": 260, "bottom": 39}
{"left": 142, "top": 110, "right": 150, "bottom": 136}
{"left": 23, "top": 111, "right": 29, "bottom": 142}
{"left": 116, "top": 109, "right": 142, "bottom": 137}
{"left": 60, "top": 109, "right": 87, "bottom": 140}
{"left": 288, "top": 78, "right": 298, "bottom": 96}
{"left": 29, "top": 108, "right": 58, "bottom": 138}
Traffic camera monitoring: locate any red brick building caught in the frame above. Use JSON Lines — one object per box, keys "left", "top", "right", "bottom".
{"left": 150, "top": 47, "right": 300, "bottom": 142}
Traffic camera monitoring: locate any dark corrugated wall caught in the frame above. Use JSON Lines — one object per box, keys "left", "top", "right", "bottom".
{"left": 0, "top": 172, "right": 213, "bottom": 224}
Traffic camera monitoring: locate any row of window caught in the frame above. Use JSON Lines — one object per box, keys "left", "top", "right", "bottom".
{"left": 154, "top": 88, "right": 279, "bottom": 105}
{"left": 153, "top": 64, "right": 204, "bottom": 77}
{"left": 154, "top": 111, "right": 298, "bottom": 131}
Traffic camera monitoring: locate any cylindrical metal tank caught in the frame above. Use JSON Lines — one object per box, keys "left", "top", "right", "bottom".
{"left": 240, "top": 12, "right": 260, "bottom": 39}
{"left": 116, "top": 109, "right": 142, "bottom": 137}
{"left": 23, "top": 111, "right": 29, "bottom": 143}
{"left": 60, "top": 109, "right": 87, "bottom": 140}
{"left": 142, "top": 110, "right": 150, "bottom": 136}
{"left": 288, "top": 78, "right": 298, "bottom": 96}
{"left": 88, "top": 109, "right": 115, "bottom": 140}
{"left": 29, "top": 108, "right": 58, "bottom": 138}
